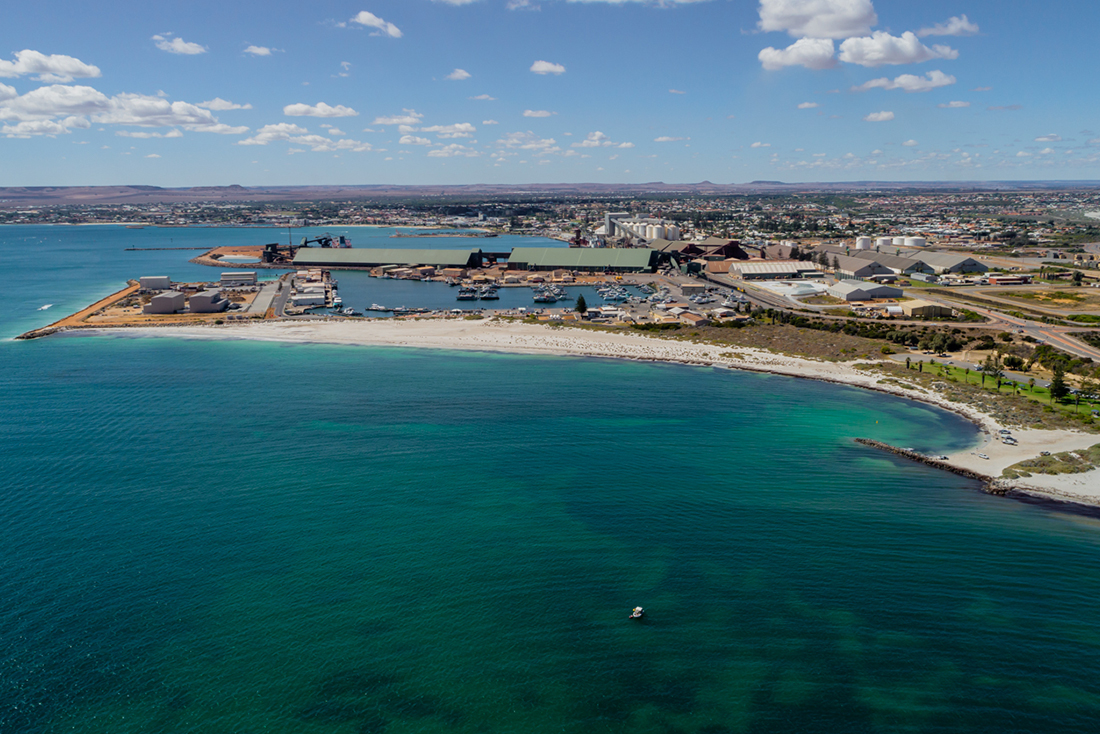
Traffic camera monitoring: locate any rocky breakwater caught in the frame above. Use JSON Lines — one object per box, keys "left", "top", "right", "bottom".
{"left": 854, "top": 438, "right": 1007, "bottom": 495}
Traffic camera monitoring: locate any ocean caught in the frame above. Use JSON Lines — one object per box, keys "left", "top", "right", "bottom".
{"left": 3, "top": 226, "right": 1100, "bottom": 733}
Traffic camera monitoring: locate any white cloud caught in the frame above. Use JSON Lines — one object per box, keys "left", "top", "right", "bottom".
{"left": 469, "top": 94, "right": 496, "bottom": 100}
{"left": 669, "top": 89, "right": 686, "bottom": 94}
{"left": 571, "top": 130, "right": 633, "bottom": 148}
{"left": 188, "top": 123, "right": 249, "bottom": 134}
{"left": 152, "top": 35, "right": 207, "bottom": 55}
{"left": 284, "top": 102, "right": 358, "bottom": 117}
{"left": 917, "top": 15, "right": 979, "bottom": 37}
{"left": 373, "top": 109, "right": 423, "bottom": 125}
{"left": 117, "top": 129, "right": 183, "bottom": 138}
{"left": 758, "top": 0, "right": 877, "bottom": 39}
{"left": 523, "top": 109, "right": 554, "bottom": 117}
{"left": 0, "top": 50, "right": 101, "bottom": 83}
{"left": 530, "top": 60, "right": 565, "bottom": 75}
{"left": 902, "top": 139, "right": 918, "bottom": 146}
{"left": 839, "top": 32, "right": 958, "bottom": 67}
{"left": 427, "top": 143, "right": 479, "bottom": 157}
{"left": 751, "top": 142, "right": 771, "bottom": 148}
{"left": 1016, "top": 151, "right": 1031, "bottom": 158}
{"left": 759, "top": 38, "right": 836, "bottom": 71}
{"left": 0, "top": 83, "right": 16, "bottom": 102}
{"left": 238, "top": 122, "right": 372, "bottom": 151}
{"left": 797, "top": 102, "right": 820, "bottom": 109}
{"left": 432, "top": 0, "right": 480, "bottom": 4}
{"left": 497, "top": 131, "right": 560, "bottom": 154}
{"left": 199, "top": 97, "right": 252, "bottom": 111}
{"left": 446, "top": 68, "right": 471, "bottom": 80}
{"left": 863, "top": 110, "right": 894, "bottom": 122}
{"left": 852, "top": 70, "right": 955, "bottom": 93}
{"left": 1038, "top": 147, "right": 1054, "bottom": 155}
{"left": 938, "top": 100, "right": 969, "bottom": 108}
{"left": 2, "top": 117, "right": 89, "bottom": 138}
{"left": 243, "top": 45, "right": 273, "bottom": 56}
{"left": 654, "top": 136, "right": 688, "bottom": 142}
{"left": 349, "top": 11, "right": 403, "bottom": 38}
{"left": 326, "top": 128, "right": 346, "bottom": 136}
{"left": 1035, "top": 133, "right": 1062, "bottom": 142}
{"left": 482, "top": 119, "right": 499, "bottom": 125}
{"left": 145, "top": 153, "right": 161, "bottom": 158}
{"left": 399, "top": 134, "right": 432, "bottom": 145}
{"left": 421, "top": 122, "right": 477, "bottom": 138}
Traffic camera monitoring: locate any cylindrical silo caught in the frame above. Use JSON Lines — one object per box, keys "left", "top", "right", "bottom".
{"left": 893, "top": 237, "right": 905, "bottom": 246}
{"left": 856, "top": 237, "right": 872, "bottom": 250}
{"left": 666, "top": 225, "right": 680, "bottom": 240}
{"left": 905, "top": 236, "right": 927, "bottom": 248}
{"left": 876, "top": 237, "right": 893, "bottom": 248}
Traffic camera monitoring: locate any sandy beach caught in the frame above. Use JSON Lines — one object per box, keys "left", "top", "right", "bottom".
{"left": 74, "top": 318, "right": 1100, "bottom": 506}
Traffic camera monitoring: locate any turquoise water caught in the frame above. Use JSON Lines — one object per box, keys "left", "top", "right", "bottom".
{"left": 4, "top": 227, "right": 1100, "bottom": 732}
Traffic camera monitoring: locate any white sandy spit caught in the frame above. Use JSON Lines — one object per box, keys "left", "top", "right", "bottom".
{"left": 77, "top": 318, "right": 1100, "bottom": 506}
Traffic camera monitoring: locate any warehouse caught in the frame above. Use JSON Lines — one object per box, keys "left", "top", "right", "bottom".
{"left": 901, "top": 300, "right": 953, "bottom": 318}
{"left": 143, "top": 291, "right": 185, "bottom": 314}
{"left": 731, "top": 261, "right": 820, "bottom": 280}
{"left": 828, "top": 280, "right": 903, "bottom": 301}
{"left": 853, "top": 251, "right": 934, "bottom": 275}
{"left": 831, "top": 254, "right": 893, "bottom": 280}
{"left": 506, "top": 247, "right": 658, "bottom": 272}
{"left": 139, "top": 276, "right": 171, "bottom": 290}
{"left": 292, "top": 248, "right": 484, "bottom": 270}
{"left": 189, "top": 290, "right": 229, "bottom": 313}
{"left": 915, "top": 252, "right": 988, "bottom": 274}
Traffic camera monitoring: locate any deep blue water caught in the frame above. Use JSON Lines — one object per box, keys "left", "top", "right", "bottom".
{"left": 3, "top": 226, "right": 1100, "bottom": 733}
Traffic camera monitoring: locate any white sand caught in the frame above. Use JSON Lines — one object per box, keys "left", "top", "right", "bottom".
{"left": 77, "top": 318, "right": 1100, "bottom": 506}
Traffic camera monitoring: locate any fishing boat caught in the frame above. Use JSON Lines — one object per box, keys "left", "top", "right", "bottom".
{"left": 629, "top": 607, "right": 645, "bottom": 619}
{"left": 367, "top": 303, "right": 389, "bottom": 312}
{"left": 479, "top": 287, "right": 499, "bottom": 300}
{"left": 457, "top": 287, "right": 479, "bottom": 301}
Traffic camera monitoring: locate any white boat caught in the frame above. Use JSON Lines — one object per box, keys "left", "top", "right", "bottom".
{"left": 332, "top": 296, "right": 343, "bottom": 307}
{"left": 367, "top": 303, "right": 389, "bottom": 312}
{"left": 38, "top": 304, "right": 53, "bottom": 311}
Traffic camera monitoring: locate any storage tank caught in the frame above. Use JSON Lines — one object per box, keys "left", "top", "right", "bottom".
{"left": 893, "top": 237, "right": 905, "bottom": 246}
{"left": 876, "top": 237, "right": 893, "bottom": 248}
{"left": 666, "top": 225, "right": 680, "bottom": 240}
{"left": 905, "top": 236, "right": 927, "bottom": 248}
{"left": 855, "top": 237, "right": 872, "bottom": 250}
{"left": 653, "top": 224, "right": 666, "bottom": 240}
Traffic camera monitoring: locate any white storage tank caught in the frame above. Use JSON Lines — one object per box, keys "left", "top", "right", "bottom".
{"left": 666, "top": 224, "right": 680, "bottom": 240}
{"left": 893, "top": 237, "right": 905, "bottom": 246}
{"left": 905, "top": 236, "right": 927, "bottom": 248}
{"left": 855, "top": 237, "right": 873, "bottom": 250}
{"left": 876, "top": 237, "right": 893, "bottom": 248}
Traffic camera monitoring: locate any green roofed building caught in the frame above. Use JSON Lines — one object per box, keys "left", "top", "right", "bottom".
{"left": 507, "top": 247, "right": 658, "bottom": 273}
{"left": 292, "top": 248, "right": 483, "bottom": 269}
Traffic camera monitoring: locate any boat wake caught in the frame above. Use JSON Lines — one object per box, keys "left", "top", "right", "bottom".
{"left": 38, "top": 304, "right": 54, "bottom": 311}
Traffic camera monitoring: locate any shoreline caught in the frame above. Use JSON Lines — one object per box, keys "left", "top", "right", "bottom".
{"left": 51, "top": 318, "right": 1100, "bottom": 507}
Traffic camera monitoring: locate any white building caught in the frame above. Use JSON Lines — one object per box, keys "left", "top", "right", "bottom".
{"left": 221, "top": 272, "right": 257, "bottom": 287}
{"left": 140, "top": 276, "right": 171, "bottom": 290}
{"left": 189, "top": 290, "right": 229, "bottom": 313}
{"left": 144, "top": 291, "right": 185, "bottom": 314}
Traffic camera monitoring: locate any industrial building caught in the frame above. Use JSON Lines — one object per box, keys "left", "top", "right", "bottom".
{"left": 144, "top": 291, "right": 185, "bottom": 314}
{"left": 831, "top": 254, "right": 893, "bottom": 280}
{"left": 914, "top": 252, "right": 988, "bottom": 274}
{"left": 828, "top": 280, "right": 903, "bottom": 302}
{"left": 221, "top": 272, "right": 257, "bottom": 287}
{"left": 506, "top": 247, "right": 658, "bottom": 272}
{"left": 189, "top": 290, "right": 229, "bottom": 313}
{"left": 139, "top": 276, "right": 171, "bottom": 290}
{"left": 292, "top": 248, "right": 484, "bottom": 270}
{"left": 901, "top": 300, "right": 953, "bottom": 318}
{"left": 731, "top": 261, "right": 820, "bottom": 280}
{"left": 853, "top": 251, "right": 934, "bottom": 276}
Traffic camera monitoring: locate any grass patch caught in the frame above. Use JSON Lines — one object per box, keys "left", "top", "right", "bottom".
{"left": 1002, "top": 444, "right": 1100, "bottom": 479}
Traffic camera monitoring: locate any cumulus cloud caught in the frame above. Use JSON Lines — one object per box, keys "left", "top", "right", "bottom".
{"left": 758, "top": 0, "right": 877, "bottom": 39}
{"left": 938, "top": 100, "right": 969, "bottom": 108}
{"left": 523, "top": 109, "right": 554, "bottom": 117}
{"left": 446, "top": 68, "right": 471, "bottom": 80}
{"left": 1016, "top": 151, "right": 1030, "bottom": 158}
{"left": 399, "top": 134, "right": 432, "bottom": 145}
{"left": 482, "top": 119, "right": 499, "bottom": 125}
{"left": 988, "top": 104, "right": 1022, "bottom": 111}
{"left": 0, "top": 83, "right": 16, "bottom": 102}
{"left": 373, "top": 109, "right": 423, "bottom": 125}
{"left": 427, "top": 143, "right": 479, "bottom": 157}
{"left": 839, "top": 32, "right": 958, "bottom": 67}
{"left": 2, "top": 117, "right": 89, "bottom": 138}
{"left": 917, "top": 15, "right": 979, "bottom": 37}
{"left": 421, "top": 122, "right": 477, "bottom": 138}
{"left": 117, "top": 129, "right": 184, "bottom": 138}
{"left": 0, "top": 50, "right": 101, "bottom": 83}
{"left": 530, "top": 60, "right": 565, "bottom": 75}
{"left": 654, "top": 136, "right": 688, "bottom": 142}
{"left": 284, "top": 102, "right": 358, "bottom": 117}
{"left": 496, "top": 131, "right": 560, "bottom": 154}
{"left": 1038, "top": 147, "right": 1054, "bottom": 155}
{"left": 851, "top": 70, "right": 955, "bottom": 93}
{"left": 469, "top": 94, "right": 496, "bottom": 100}
{"left": 189, "top": 123, "right": 249, "bottom": 134}
{"left": 902, "top": 139, "right": 918, "bottom": 146}
{"left": 759, "top": 38, "right": 836, "bottom": 71}
{"left": 572, "top": 131, "right": 633, "bottom": 148}
{"left": 244, "top": 45, "right": 273, "bottom": 56}
{"left": 199, "top": 98, "right": 252, "bottom": 111}
{"left": 152, "top": 34, "right": 207, "bottom": 55}
{"left": 239, "top": 122, "right": 372, "bottom": 151}
{"left": 350, "top": 11, "right": 403, "bottom": 38}
{"left": 145, "top": 153, "right": 161, "bottom": 158}
{"left": 1035, "top": 133, "right": 1062, "bottom": 142}
{"left": 863, "top": 110, "right": 894, "bottom": 122}
{"left": 751, "top": 142, "right": 771, "bottom": 148}
{"left": 797, "top": 102, "right": 820, "bottom": 109}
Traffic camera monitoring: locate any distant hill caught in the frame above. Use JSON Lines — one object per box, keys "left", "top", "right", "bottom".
{"left": 3, "top": 180, "right": 1100, "bottom": 207}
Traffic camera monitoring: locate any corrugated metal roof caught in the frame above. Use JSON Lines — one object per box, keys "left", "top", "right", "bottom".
{"left": 508, "top": 247, "right": 655, "bottom": 269}
{"left": 293, "top": 248, "right": 481, "bottom": 267}
{"left": 733, "top": 261, "right": 816, "bottom": 274}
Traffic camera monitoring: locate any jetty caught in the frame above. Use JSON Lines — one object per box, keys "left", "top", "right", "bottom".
{"left": 854, "top": 438, "right": 1005, "bottom": 495}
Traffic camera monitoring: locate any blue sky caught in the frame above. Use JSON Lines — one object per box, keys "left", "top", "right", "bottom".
{"left": 2, "top": 0, "right": 1098, "bottom": 186}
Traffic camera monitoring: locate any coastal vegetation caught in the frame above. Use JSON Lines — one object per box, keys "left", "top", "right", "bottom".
{"left": 1002, "top": 444, "right": 1100, "bottom": 479}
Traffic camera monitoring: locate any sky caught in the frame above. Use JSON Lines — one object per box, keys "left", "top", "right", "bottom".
{"left": 2, "top": 0, "right": 1099, "bottom": 187}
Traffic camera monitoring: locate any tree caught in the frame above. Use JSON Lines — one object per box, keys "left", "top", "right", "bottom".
{"left": 1028, "top": 377, "right": 1036, "bottom": 393}
{"left": 1050, "top": 365, "right": 1069, "bottom": 402}
{"left": 575, "top": 294, "right": 587, "bottom": 314}
{"left": 1073, "top": 270, "right": 1085, "bottom": 287}
{"left": 980, "top": 354, "right": 1003, "bottom": 389}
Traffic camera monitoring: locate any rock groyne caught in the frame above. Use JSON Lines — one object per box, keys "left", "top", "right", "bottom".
{"left": 854, "top": 438, "right": 1006, "bottom": 495}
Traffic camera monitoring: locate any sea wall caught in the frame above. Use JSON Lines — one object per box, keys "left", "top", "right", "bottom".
{"left": 854, "top": 438, "right": 1005, "bottom": 495}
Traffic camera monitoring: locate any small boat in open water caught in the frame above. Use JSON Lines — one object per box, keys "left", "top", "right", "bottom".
{"left": 629, "top": 606, "right": 644, "bottom": 619}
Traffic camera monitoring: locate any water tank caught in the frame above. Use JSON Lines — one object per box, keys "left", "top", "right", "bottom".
{"left": 905, "top": 237, "right": 927, "bottom": 248}
{"left": 666, "top": 225, "right": 680, "bottom": 240}
{"left": 855, "top": 237, "right": 872, "bottom": 250}
{"left": 876, "top": 237, "right": 893, "bottom": 248}
{"left": 893, "top": 237, "right": 905, "bottom": 246}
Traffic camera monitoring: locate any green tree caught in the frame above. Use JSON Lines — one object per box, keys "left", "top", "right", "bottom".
{"left": 1050, "top": 365, "right": 1069, "bottom": 402}
{"left": 575, "top": 294, "right": 587, "bottom": 314}
{"left": 980, "top": 354, "right": 1003, "bottom": 388}
{"left": 1073, "top": 270, "right": 1085, "bottom": 286}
